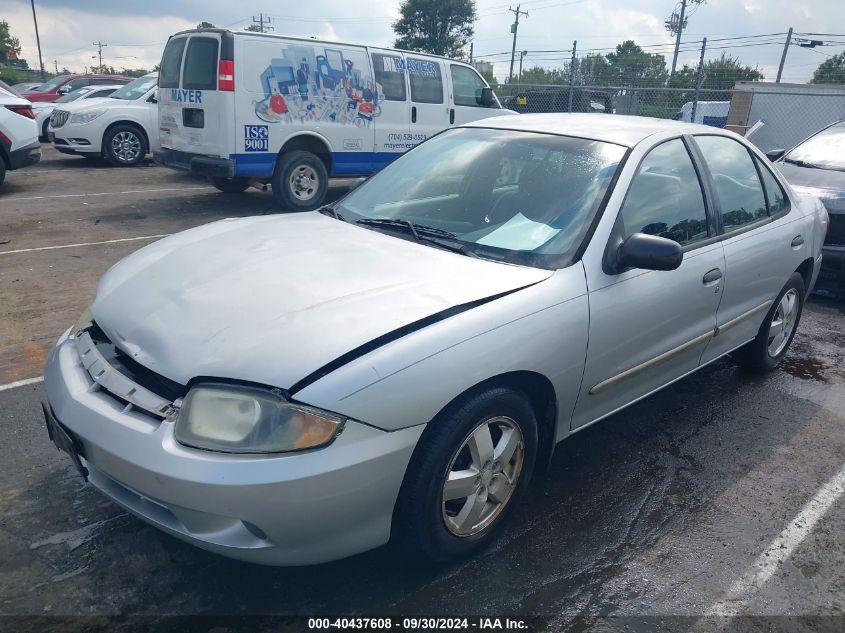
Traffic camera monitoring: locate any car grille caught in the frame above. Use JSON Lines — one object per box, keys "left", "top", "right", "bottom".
{"left": 827, "top": 213, "right": 845, "bottom": 246}
{"left": 50, "top": 110, "right": 69, "bottom": 128}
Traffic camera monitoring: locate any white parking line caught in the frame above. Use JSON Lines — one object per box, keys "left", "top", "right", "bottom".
{"left": 0, "top": 234, "right": 169, "bottom": 256}
{"left": 707, "top": 462, "right": 845, "bottom": 615}
{"left": 0, "top": 376, "right": 44, "bottom": 392}
{"left": 1, "top": 186, "right": 212, "bottom": 202}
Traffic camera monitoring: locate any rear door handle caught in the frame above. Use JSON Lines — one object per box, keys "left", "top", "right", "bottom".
{"left": 411, "top": 106, "right": 417, "bottom": 123}
{"left": 703, "top": 268, "right": 722, "bottom": 286}
{"left": 791, "top": 235, "right": 804, "bottom": 248}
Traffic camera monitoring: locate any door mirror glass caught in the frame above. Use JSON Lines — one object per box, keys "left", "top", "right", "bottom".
{"left": 480, "top": 86, "right": 495, "bottom": 107}
{"left": 765, "top": 148, "right": 785, "bottom": 162}
{"left": 618, "top": 233, "right": 683, "bottom": 271}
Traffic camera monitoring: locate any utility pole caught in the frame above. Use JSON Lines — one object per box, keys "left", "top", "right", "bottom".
{"left": 776, "top": 27, "right": 793, "bottom": 83}
{"left": 53, "top": 59, "right": 58, "bottom": 74}
{"left": 93, "top": 41, "right": 107, "bottom": 71}
{"left": 469, "top": 42, "right": 473, "bottom": 64}
{"left": 691, "top": 37, "right": 707, "bottom": 123}
{"left": 669, "top": 0, "right": 687, "bottom": 78}
{"left": 507, "top": 5, "right": 528, "bottom": 83}
{"left": 251, "top": 13, "right": 273, "bottom": 33}
{"left": 518, "top": 50, "right": 527, "bottom": 82}
{"left": 30, "top": 0, "right": 45, "bottom": 80}
{"left": 567, "top": 40, "right": 577, "bottom": 112}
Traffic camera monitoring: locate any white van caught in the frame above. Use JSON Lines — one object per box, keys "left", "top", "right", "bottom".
{"left": 674, "top": 100, "right": 729, "bottom": 127}
{"left": 154, "top": 29, "right": 511, "bottom": 210}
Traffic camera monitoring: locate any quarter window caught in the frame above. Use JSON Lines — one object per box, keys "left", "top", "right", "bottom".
{"left": 372, "top": 53, "right": 406, "bottom": 102}
{"left": 755, "top": 157, "right": 787, "bottom": 215}
{"left": 696, "top": 135, "right": 767, "bottom": 231}
{"left": 183, "top": 37, "right": 219, "bottom": 91}
{"left": 620, "top": 139, "right": 709, "bottom": 246}
{"left": 450, "top": 64, "right": 488, "bottom": 107}
{"left": 159, "top": 37, "right": 187, "bottom": 89}
{"left": 408, "top": 58, "right": 443, "bottom": 104}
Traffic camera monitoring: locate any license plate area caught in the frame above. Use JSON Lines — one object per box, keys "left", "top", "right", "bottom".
{"left": 42, "top": 402, "right": 88, "bottom": 479}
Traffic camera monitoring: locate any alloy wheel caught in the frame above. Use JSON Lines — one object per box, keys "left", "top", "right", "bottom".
{"left": 111, "top": 131, "right": 142, "bottom": 163}
{"left": 768, "top": 288, "right": 799, "bottom": 357}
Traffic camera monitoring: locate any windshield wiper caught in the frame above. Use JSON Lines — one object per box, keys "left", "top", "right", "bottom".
{"left": 783, "top": 157, "right": 820, "bottom": 169}
{"left": 317, "top": 204, "right": 346, "bottom": 222}
{"left": 356, "top": 218, "right": 477, "bottom": 257}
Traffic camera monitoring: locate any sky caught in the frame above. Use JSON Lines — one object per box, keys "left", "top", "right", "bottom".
{"left": 4, "top": 0, "right": 844, "bottom": 83}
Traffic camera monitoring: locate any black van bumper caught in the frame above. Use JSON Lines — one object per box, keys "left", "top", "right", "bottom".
{"left": 154, "top": 148, "right": 235, "bottom": 178}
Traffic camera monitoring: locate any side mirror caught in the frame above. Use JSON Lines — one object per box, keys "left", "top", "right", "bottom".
{"left": 479, "top": 87, "right": 495, "bottom": 107}
{"left": 765, "top": 148, "right": 786, "bottom": 162}
{"left": 617, "top": 233, "right": 683, "bottom": 272}
{"left": 57, "top": 85, "right": 71, "bottom": 95}
{"left": 148, "top": 95, "right": 158, "bottom": 104}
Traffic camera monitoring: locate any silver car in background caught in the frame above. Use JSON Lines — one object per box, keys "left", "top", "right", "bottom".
{"left": 43, "top": 114, "right": 827, "bottom": 565}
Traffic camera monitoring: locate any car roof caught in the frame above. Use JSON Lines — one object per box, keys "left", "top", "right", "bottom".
{"left": 462, "top": 113, "right": 731, "bottom": 147}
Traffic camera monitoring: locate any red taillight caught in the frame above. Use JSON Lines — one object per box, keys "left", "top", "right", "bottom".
{"left": 218, "top": 59, "right": 234, "bottom": 91}
{"left": 5, "top": 105, "right": 35, "bottom": 119}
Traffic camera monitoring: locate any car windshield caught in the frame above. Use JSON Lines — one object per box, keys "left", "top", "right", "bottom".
{"left": 56, "top": 87, "right": 95, "bottom": 103}
{"left": 110, "top": 76, "right": 156, "bottom": 100}
{"left": 785, "top": 121, "right": 845, "bottom": 171}
{"left": 34, "top": 75, "right": 69, "bottom": 92}
{"left": 337, "top": 127, "right": 626, "bottom": 269}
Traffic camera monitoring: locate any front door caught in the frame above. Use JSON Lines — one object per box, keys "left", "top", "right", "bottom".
{"left": 572, "top": 137, "right": 725, "bottom": 429}
{"left": 406, "top": 56, "right": 449, "bottom": 149}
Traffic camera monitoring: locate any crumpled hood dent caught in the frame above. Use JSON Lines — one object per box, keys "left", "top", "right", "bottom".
{"left": 92, "top": 214, "right": 551, "bottom": 391}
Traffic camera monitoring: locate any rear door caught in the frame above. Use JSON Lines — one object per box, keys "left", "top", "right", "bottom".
{"left": 158, "top": 32, "right": 233, "bottom": 158}
{"left": 406, "top": 56, "right": 449, "bottom": 147}
{"left": 369, "top": 49, "right": 411, "bottom": 169}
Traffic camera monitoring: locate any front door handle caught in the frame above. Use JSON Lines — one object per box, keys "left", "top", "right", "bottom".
{"left": 703, "top": 268, "right": 723, "bottom": 286}
{"left": 449, "top": 108, "right": 455, "bottom": 124}
{"left": 411, "top": 106, "right": 417, "bottom": 123}
{"left": 791, "top": 235, "right": 804, "bottom": 248}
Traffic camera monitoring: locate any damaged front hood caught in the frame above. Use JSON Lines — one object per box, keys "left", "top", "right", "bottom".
{"left": 92, "top": 213, "right": 551, "bottom": 390}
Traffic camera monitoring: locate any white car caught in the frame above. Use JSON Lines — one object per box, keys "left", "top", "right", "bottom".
{"left": 49, "top": 73, "right": 158, "bottom": 166}
{"left": 0, "top": 80, "right": 41, "bottom": 186}
{"left": 34, "top": 84, "right": 123, "bottom": 141}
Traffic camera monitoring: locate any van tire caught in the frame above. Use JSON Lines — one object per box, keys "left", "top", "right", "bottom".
{"left": 271, "top": 150, "right": 328, "bottom": 211}
{"left": 103, "top": 124, "right": 147, "bottom": 167}
{"left": 210, "top": 177, "right": 249, "bottom": 193}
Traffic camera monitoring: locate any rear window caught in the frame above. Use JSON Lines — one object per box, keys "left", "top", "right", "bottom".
{"left": 408, "top": 58, "right": 443, "bottom": 104}
{"left": 159, "top": 37, "right": 187, "bottom": 89}
{"left": 372, "top": 53, "right": 406, "bottom": 102}
{"left": 183, "top": 37, "right": 219, "bottom": 90}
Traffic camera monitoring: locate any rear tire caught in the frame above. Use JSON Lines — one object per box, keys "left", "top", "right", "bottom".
{"left": 271, "top": 150, "right": 328, "bottom": 211}
{"left": 392, "top": 387, "right": 538, "bottom": 563}
{"left": 734, "top": 272, "right": 805, "bottom": 372}
{"left": 209, "top": 177, "right": 249, "bottom": 193}
{"left": 103, "top": 124, "right": 147, "bottom": 167}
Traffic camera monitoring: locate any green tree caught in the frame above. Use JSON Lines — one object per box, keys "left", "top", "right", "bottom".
{"left": 514, "top": 65, "right": 567, "bottom": 85}
{"left": 811, "top": 52, "right": 845, "bottom": 84}
{"left": 604, "top": 40, "right": 668, "bottom": 87}
{"left": 479, "top": 68, "right": 498, "bottom": 89}
{"left": 123, "top": 68, "right": 150, "bottom": 77}
{"left": 196, "top": 21, "right": 216, "bottom": 29}
{"left": 576, "top": 53, "right": 610, "bottom": 86}
{"left": 0, "top": 20, "right": 22, "bottom": 62}
{"left": 701, "top": 53, "right": 763, "bottom": 90}
{"left": 244, "top": 24, "right": 263, "bottom": 32}
{"left": 393, "top": 0, "right": 476, "bottom": 58}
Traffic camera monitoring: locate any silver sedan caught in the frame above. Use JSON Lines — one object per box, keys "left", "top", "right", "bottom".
{"left": 43, "top": 114, "right": 827, "bottom": 565}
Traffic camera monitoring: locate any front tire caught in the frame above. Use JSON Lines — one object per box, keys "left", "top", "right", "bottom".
{"left": 735, "top": 272, "right": 805, "bottom": 372}
{"left": 393, "top": 387, "right": 538, "bottom": 562}
{"left": 209, "top": 177, "right": 249, "bottom": 193}
{"left": 103, "top": 124, "right": 147, "bottom": 167}
{"left": 271, "top": 150, "right": 328, "bottom": 211}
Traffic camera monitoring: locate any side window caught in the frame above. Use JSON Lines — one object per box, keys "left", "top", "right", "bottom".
{"left": 695, "top": 135, "right": 768, "bottom": 231}
{"left": 408, "top": 58, "right": 443, "bottom": 104}
{"left": 755, "top": 156, "right": 788, "bottom": 215}
{"left": 183, "top": 37, "right": 219, "bottom": 90}
{"left": 159, "top": 37, "right": 187, "bottom": 89}
{"left": 65, "top": 78, "right": 90, "bottom": 91}
{"left": 372, "top": 53, "right": 406, "bottom": 102}
{"left": 91, "top": 89, "right": 116, "bottom": 98}
{"left": 620, "top": 139, "right": 709, "bottom": 246}
{"left": 450, "top": 64, "right": 487, "bottom": 107}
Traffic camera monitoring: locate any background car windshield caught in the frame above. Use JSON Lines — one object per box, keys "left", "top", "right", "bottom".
{"left": 786, "top": 121, "right": 845, "bottom": 171}
{"left": 338, "top": 127, "right": 625, "bottom": 268}
{"left": 56, "top": 87, "right": 94, "bottom": 103}
{"left": 110, "top": 76, "right": 156, "bottom": 100}
{"left": 34, "top": 75, "right": 68, "bottom": 92}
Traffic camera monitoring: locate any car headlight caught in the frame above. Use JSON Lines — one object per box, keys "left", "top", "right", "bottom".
{"left": 69, "top": 109, "right": 105, "bottom": 124}
{"left": 174, "top": 384, "right": 344, "bottom": 453}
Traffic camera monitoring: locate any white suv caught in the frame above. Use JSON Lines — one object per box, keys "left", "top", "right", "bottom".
{"left": 34, "top": 84, "right": 123, "bottom": 141}
{"left": 0, "top": 80, "right": 41, "bottom": 186}
{"left": 49, "top": 73, "right": 158, "bottom": 166}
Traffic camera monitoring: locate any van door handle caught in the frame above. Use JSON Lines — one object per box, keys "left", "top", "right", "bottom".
{"left": 411, "top": 106, "right": 417, "bottom": 123}
{"left": 449, "top": 108, "right": 455, "bottom": 124}
{"left": 702, "top": 268, "right": 722, "bottom": 286}
{"left": 791, "top": 235, "right": 804, "bottom": 248}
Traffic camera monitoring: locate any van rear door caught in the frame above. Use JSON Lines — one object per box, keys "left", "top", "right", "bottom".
{"left": 158, "top": 31, "right": 234, "bottom": 158}
{"left": 369, "top": 49, "right": 411, "bottom": 168}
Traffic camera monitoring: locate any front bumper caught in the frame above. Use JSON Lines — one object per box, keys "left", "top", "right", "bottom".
{"left": 154, "top": 148, "right": 235, "bottom": 178}
{"left": 816, "top": 245, "right": 844, "bottom": 297}
{"left": 51, "top": 130, "right": 98, "bottom": 155}
{"left": 43, "top": 331, "right": 423, "bottom": 565}
{"left": 8, "top": 140, "right": 41, "bottom": 170}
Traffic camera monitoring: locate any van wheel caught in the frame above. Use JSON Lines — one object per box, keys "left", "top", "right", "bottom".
{"left": 392, "top": 387, "right": 537, "bottom": 562}
{"left": 734, "top": 272, "right": 805, "bottom": 372}
{"left": 210, "top": 177, "right": 249, "bottom": 193}
{"left": 103, "top": 124, "right": 147, "bottom": 167}
{"left": 271, "top": 150, "right": 328, "bottom": 211}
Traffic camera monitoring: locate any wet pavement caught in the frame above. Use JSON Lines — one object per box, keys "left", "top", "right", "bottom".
{"left": 0, "top": 148, "right": 843, "bottom": 632}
